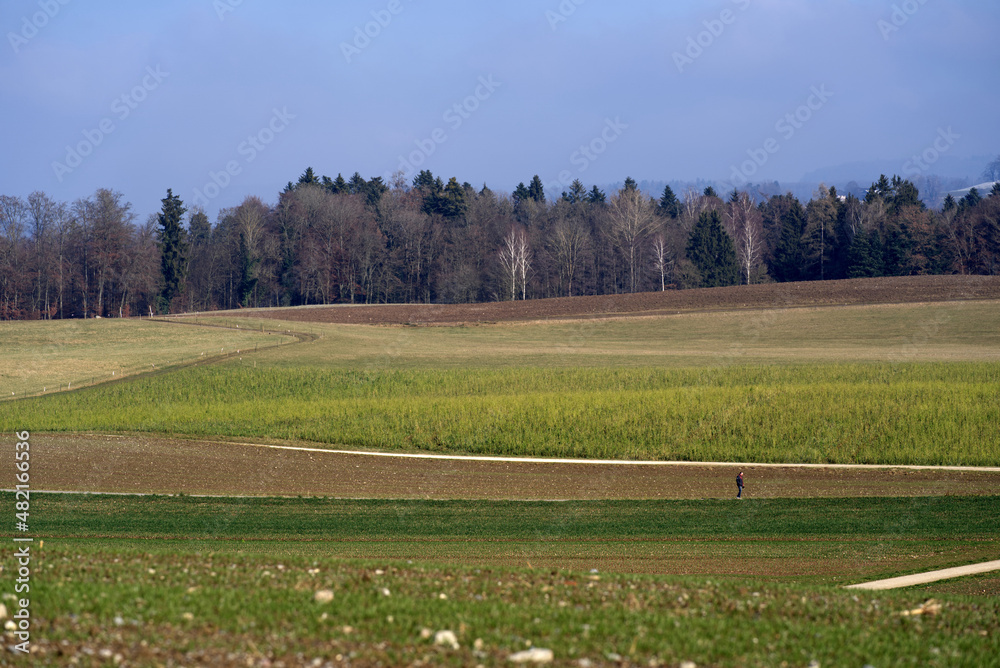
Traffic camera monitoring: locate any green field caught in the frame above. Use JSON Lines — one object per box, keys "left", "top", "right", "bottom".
{"left": 3, "top": 296, "right": 999, "bottom": 665}
{"left": 5, "top": 301, "right": 1000, "bottom": 466}
{"left": 5, "top": 360, "right": 1000, "bottom": 465}
{"left": 3, "top": 493, "right": 998, "bottom": 666}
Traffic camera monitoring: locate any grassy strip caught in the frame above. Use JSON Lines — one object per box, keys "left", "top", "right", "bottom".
{"left": 5, "top": 492, "right": 1000, "bottom": 664}
{"left": 5, "top": 362, "right": 1000, "bottom": 465}
{"left": 19, "top": 493, "right": 1000, "bottom": 542}
{"left": 8, "top": 494, "right": 999, "bottom": 586}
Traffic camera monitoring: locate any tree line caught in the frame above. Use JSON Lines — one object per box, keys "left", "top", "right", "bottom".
{"left": 1, "top": 168, "right": 998, "bottom": 319}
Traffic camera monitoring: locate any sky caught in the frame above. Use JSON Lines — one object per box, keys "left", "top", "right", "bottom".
{"left": 2, "top": 0, "right": 998, "bottom": 222}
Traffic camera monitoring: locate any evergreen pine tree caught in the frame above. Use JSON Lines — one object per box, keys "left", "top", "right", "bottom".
{"left": 686, "top": 210, "right": 738, "bottom": 287}
{"left": 962, "top": 188, "right": 982, "bottom": 209}
{"left": 513, "top": 182, "right": 530, "bottom": 203}
{"left": 846, "top": 230, "right": 883, "bottom": 278}
{"left": 298, "top": 167, "right": 320, "bottom": 187}
{"left": 528, "top": 175, "right": 545, "bottom": 202}
{"left": 561, "top": 179, "right": 587, "bottom": 204}
{"left": 439, "top": 177, "right": 468, "bottom": 218}
{"left": 889, "top": 178, "right": 922, "bottom": 213}
{"left": 348, "top": 172, "right": 367, "bottom": 195}
{"left": 587, "top": 186, "right": 606, "bottom": 205}
{"left": 942, "top": 194, "right": 957, "bottom": 212}
{"left": 331, "top": 174, "right": 349, "bottom": 195}
{"left": 420, "top": 177, "right": 446, "bottom": 216}
{"left": 188, "top": 210, "right": 210, "bottom": 247}
{"left": 657, "top": 185, "right": 680, "bottom": 218}
{"left": 703, "top": 186, "right": 718, "bottom": 199}
{"left": 991, "top": 183, "right": 1000, "bottom": 198}
{"left": 365, "top": 176, "right": 388, "bottom": 207}
{"left": 156, "top": 189, "right": 187, "bottom": 314}
{"left": 413, "top": 170, "right": 437, "bottom": 191}
{"left": 622, "top": 177, "right": 638, "bottom": 193}
{"left": 771, "top": 198, "right": 807, "bottom": 282}
{"left": 880, "top": 223, "right": 912, "bottom": 276}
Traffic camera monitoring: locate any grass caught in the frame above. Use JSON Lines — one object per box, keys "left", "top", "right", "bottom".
{"left": 183, "top": 299, "right": 1000, "bottom": 369}
{"left": 5, "top": 361, "right": 1000, "bottom": 465}
{"left": 0, "top": 318, "right": 285, "bottom": 398}
{"left": 3, "top": 295, "right": 999, "bottom": 664}
{"left": 12, "top": 493, "right": 1000, "bottom": 581}
{"left": 3, "top": 493, "right": 999, "bottom": 666}
{"left": 4, "top": 300, "right": 999, "bottom": 465}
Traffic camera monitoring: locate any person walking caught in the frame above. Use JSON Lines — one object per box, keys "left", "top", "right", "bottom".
{"left": 736, "top": 470, "right": 744, "bottom": 498}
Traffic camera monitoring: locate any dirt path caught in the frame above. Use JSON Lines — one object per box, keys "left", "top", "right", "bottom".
{"left": 10, "top": 433, "right": 999, "bottom": 500}
{"left": 847, "top": 560, "right": 1000, "bottom": 590}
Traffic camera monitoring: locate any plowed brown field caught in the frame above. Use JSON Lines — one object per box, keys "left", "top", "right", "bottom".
{"left": 21, "top": 434, "right": 999, "bottom": 500}
{"left": 205, "top": 275, "right": 1000, "bottom": 325}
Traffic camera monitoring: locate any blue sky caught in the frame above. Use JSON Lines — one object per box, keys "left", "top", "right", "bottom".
{"left": 2, "top": 0, "right": 998, "bottom": 221}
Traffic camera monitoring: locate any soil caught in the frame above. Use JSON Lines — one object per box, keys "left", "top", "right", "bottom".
{"left": 192, "top": 275, "right": 1000, "bottom": 326}
{"left": 17, "top": 434, "right": 1000, "bottom": 500}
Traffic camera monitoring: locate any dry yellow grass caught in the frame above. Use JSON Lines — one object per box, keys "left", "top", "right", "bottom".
{"left": 193, "top": 299, "right": 1000, "bottom": 370}
{"left": 0, "top": 318, "right": 283, "bottom": 397}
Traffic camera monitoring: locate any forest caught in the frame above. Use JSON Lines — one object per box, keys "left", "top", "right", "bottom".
{"left": 1, "top": 168, "right": 998, "bottom": 319}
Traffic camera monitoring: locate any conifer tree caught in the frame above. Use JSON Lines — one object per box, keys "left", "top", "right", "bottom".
{"left": 527, "top": 175, "right": 545, "bottom": 202}
{"left": 846, "top": 230, "right": 883, "bottom": 278}
{"left": 440, "top": 177, "right": 468, "bottom": 218}
{"left": 561, "top": 179, "right": 587, "bottom": 204}
{"left": 156, "top": 189, "right": 187, "bottom": 313}
{"left": 657, "top": 185, "right": 680, "bottom": 218}
{"left": 298, "top": 167, "right": 320, "bottom": 187}
{"left": 330, "top": 174, "right": 349, "bottom": 195}
{"left": 513, "top": 182, "right": 530, "bottom": 203}
{"left": 686, "top": 210, "right": 738, "bottom": 287}
{"left": 771, "top": 198, "right": 807, "bottom": 282}
{"left": 587, "top": 186, "right": 606, "bottom": 205}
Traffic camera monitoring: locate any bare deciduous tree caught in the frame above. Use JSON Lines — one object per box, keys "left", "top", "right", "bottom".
{"left": 725, "top": 192, "right": 765, "bottom": 284}
{"left": 498, "top": 226, "right": 531, "bottom": 300}
{"left": 546, "top": 217, "right": 590, "bottom": 297}
{"left": 608, "top": 188, "right": 655, "bottom": 292}
{"left": 650, "top": 233, "right": 673, "bottom": 291}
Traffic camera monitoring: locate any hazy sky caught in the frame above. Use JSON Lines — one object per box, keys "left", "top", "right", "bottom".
{"left": 3, "top": 0, "right": 998, "bottom": 221}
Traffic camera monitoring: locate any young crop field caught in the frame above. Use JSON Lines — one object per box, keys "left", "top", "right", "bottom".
{"left": 2, "top": 493, "right": 998, "bottom": 666}
{"left": 5, "top": 361, "right": 1000, "bottom": 465}
{"left": 2, "top": 280, "right": 999, "bottom": 665}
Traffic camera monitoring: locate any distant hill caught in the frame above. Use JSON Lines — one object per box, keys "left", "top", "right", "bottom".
{"left": 949, "top": 182, "right": 1000, "bottom": 198}
{"left": 801, "top": 155, "right": 991, "bottom": 184}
